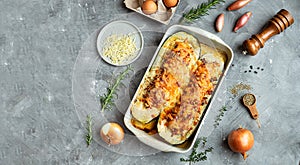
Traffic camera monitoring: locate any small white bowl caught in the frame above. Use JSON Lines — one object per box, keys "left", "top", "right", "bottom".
{"left": 96, "top": 20, "right": 144, "bottom": 66}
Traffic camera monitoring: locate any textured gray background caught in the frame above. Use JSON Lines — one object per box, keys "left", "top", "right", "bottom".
{"left": 1, "top": 0, "right": 300, "bottom": 164}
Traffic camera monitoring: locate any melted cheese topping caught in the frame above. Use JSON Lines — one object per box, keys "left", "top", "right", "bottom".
{"left": 141, "top": 69, "right": 180, "bottom": 109}
{"left": 131, "top": 32, "right": 201, "bottom": 124}
{"left": 159, "top": 60, "right": 213, "bottom": 137}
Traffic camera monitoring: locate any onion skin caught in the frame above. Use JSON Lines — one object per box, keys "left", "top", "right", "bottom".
{"left": 100, "top": 123, "right": 125, "bottom": 145}
{"left": 228, "top": 127, "right": 254, "bottom": 160}
{"left": 233, "top": 11, "right": 252, "bottom": 32}
{"left": 215, "top": 13, "right": 225, "bottom": 32}
{"left": 227, "top": 0, "right": 252, "bottom": 11}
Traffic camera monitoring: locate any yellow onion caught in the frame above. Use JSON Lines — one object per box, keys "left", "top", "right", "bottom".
{"left": 228, "top": 127, "right": 254, "bottom": 160}
{"left": 100, "top": 122, "right": 124, "bottom": 145}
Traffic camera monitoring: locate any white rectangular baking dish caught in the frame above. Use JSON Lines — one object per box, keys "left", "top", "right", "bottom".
{"left": 124, "top": 25, "right": 233, "bottom": 153}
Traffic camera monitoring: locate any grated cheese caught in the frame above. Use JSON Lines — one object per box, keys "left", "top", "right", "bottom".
{"left": 102, "top": 33, "right": 138, "bottom": 65}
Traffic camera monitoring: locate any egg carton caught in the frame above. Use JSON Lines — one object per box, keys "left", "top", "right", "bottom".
{"left": 124, "top": 0, "right": 180, "bottom": 25}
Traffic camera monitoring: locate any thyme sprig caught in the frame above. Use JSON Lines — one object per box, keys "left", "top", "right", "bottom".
{"left": 183, "top": 0, "right": 225, "bottom": 22}
{"left": 180, "top": 137, "right": 214, "bottom": 164}
{"left": 214, "top": 106, "right": 227, "bottom": 128}
{"left": 86, "top": 114, "right": 93, "bottom": 146}
{"left": 100, "top": 65, "right": 132, "bottom": 111}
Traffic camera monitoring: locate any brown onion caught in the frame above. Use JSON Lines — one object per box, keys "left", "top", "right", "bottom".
{"left": 228, "top": 127, "right": 254, "bottom": 160}
{"left": 100, "top": 122, "right": 125, "bottom": 145}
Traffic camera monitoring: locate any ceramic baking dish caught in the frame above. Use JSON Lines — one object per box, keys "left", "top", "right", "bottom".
{"left": 124, "top": 25, "right": 233, "bottom": 153}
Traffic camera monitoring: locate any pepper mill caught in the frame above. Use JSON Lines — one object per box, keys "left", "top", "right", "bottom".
{"left": 242, "top": 9, "right": 294, "bottom": 55}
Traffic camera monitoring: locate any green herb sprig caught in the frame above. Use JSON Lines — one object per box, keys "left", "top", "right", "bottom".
{"left": 180, "top": 137, "right": 214, "bottom": 164}
{"left": 100, "top": 65, "right": 132, "bottom": 111}
{"left": 214, "top": 106, "right": 227, "bottom": 128}
{"left": 86, "top": 115, "right": 93, "bottom": 146}
{"left": 183, "top": 0, "right": 225, "bottom": 22}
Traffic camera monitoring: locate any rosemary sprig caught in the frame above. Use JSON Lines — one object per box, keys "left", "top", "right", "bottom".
{"left": 183, "top": 0, "right": 225, "bottom": 22}
{"left": 86, "top": 114, "right": 93, "bottom": 146}
{"left": 214, "top": 106, "right": 227, "bottom": 128}
{"left": 100, "top": 65, "right": 132, "bottom": 111}
{"left": 180, "top": 137, "right": 214, "bottom": 164}
{"left": 200, "top": 137, "right": 208, "bottom": 147}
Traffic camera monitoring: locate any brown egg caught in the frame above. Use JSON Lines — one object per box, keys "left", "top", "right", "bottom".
{"left": 163, "top": 0, "right": 178, "bottom": 8}
{"left": 100, "top": 122, "right": 125, "bottom": 145}
{"left": 141, "top": 0, "right": 158, "bottom": 15}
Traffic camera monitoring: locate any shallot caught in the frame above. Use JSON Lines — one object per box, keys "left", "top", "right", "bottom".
{"left": 233, "top": 11, "right": 252, "bottom": 32}
{"left": 228, "top": 127, "right": 254, "bottom": 160}
{"left": 215, "top": 13, "right": 225, "bottom": 32}
{"left": 227, "top": 0, "right": 252, "bottom": 11}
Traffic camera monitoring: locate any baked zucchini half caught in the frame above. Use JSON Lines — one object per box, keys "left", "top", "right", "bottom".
{"left": 157, "top": 60, "right": 214, "bottom": 144}
{"left": 131, "top": 32, "right": 201, "bottom": 124}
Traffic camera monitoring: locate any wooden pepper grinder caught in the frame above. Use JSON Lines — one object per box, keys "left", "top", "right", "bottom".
{"left": 242, "top": 9, "right": 294, "bottom": 55}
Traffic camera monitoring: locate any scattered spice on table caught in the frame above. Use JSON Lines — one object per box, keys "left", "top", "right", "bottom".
{"left": 230, "top": 82, "right": 252, "bottom": 96}
{"left": 244, "top": 65, "right": 264, "bottom": 74}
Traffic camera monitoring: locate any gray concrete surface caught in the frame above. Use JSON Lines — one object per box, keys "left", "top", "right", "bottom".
{"left": 1, "top": 0, "right": 299, "bottom": 164}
